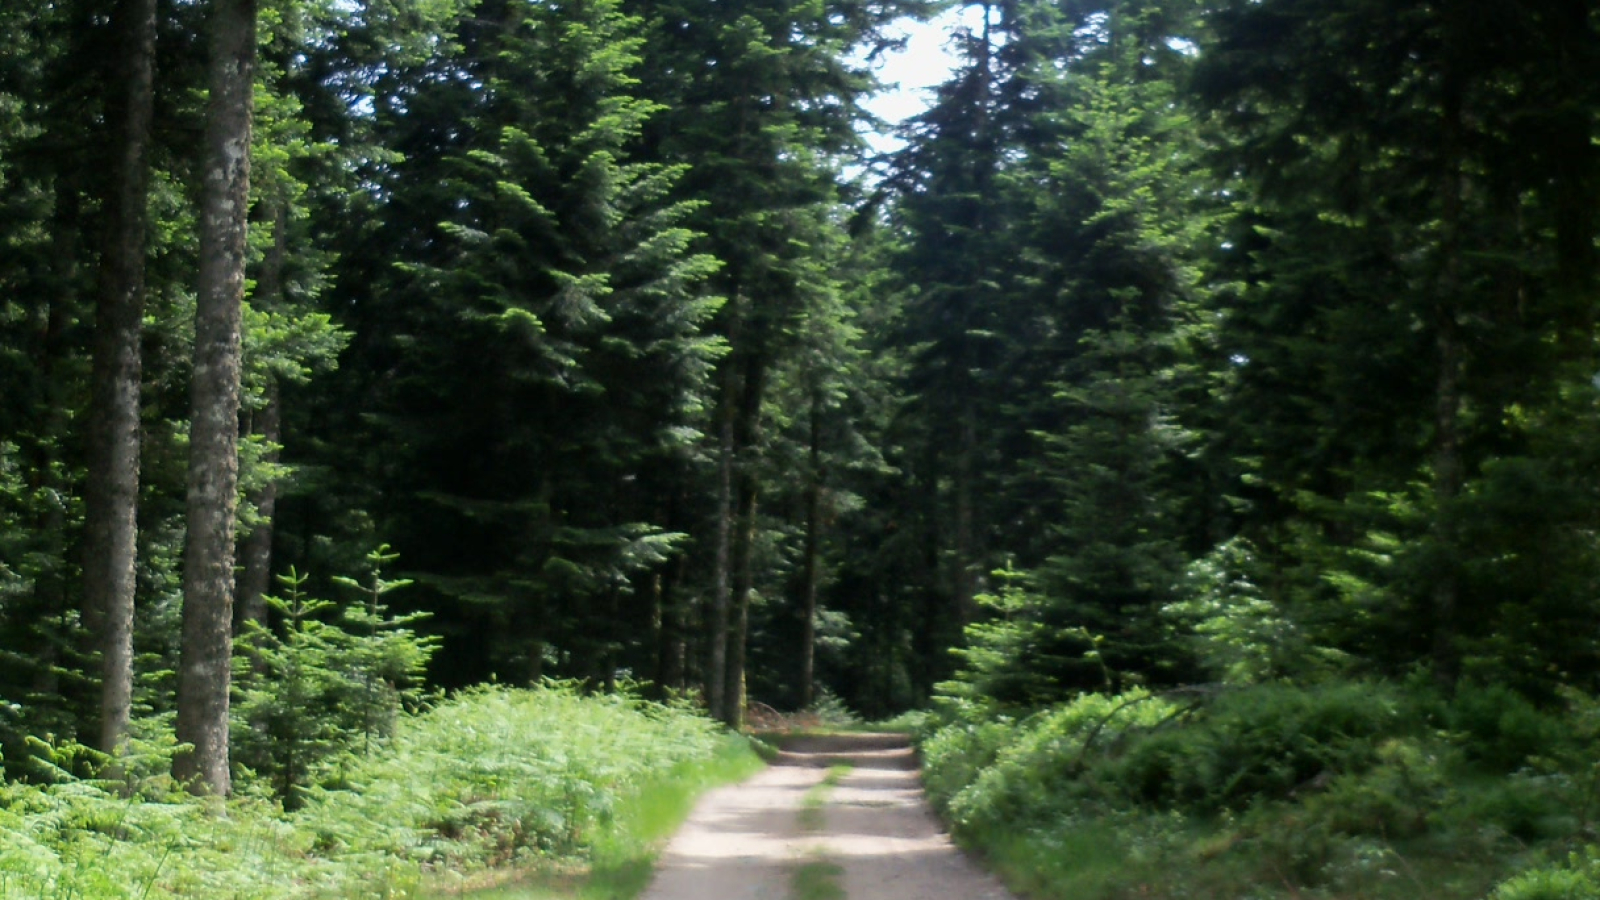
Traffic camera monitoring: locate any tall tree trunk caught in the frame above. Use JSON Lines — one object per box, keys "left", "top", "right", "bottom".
{"left": 722, "top": 352, "right": 767, "bottom": 729}
{"left": 234, "top": 381, "right": 279, "bottom": 633}
{"left": 706, "top": 350, "right": 739, "bottom": 723}
{"left": 798, "top": 394, "right": 823, "bottom": 709}
{"left": 725, "top": 483, "right": 759, "bottom": 728}
{"left": 656, "top": 550, "right": 689, "bottom": 692}
{"left": 83, "top": 0, "right": 158, "bottom": 756}
{"left": 1430, "top": 63, "right": 1465, "bottom": 695}
{"left": 952, "top": 398, "right": 978, "bottom": 625}
{"left": 175, "top": 0, "right": 256, "bottom": 796}
{"left": 948, "top": 1, "right": 997, "bottom": 631}
{"left": 28, "top": 190, "right": 80, "bottom": 712}
{"left": 234, "top": 203, "right": 286, "bottom": 635}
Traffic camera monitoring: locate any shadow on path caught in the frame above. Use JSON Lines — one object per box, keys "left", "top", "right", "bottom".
{"left": 640, "top": 732, "right": 1016, "bottom": 900}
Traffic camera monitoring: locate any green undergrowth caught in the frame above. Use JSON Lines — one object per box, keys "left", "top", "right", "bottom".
{"left": 425, "top": 726, "right": 764, "bottom": 899}
{"left": 919, "top": 679, "right": 1600, "bottom": 900}
{"left": 0, "top": 683, "right": 757, "bottom": 899}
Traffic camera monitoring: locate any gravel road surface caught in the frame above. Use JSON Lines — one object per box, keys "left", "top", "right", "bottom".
{"left": 639, "top": 733, "right": 1016, "bottom": 900}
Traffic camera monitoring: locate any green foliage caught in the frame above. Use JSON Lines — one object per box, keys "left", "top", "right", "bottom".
{"left": 918, "top": 714, "right": 1020, "bottom": 816}
{"left": 301, "top": 683, "right": 729, "bottom": 870}
{"left": 232, "top": 546, "right": 436, "bottom": 809}
{"left": 1115, "top": 682, "right": 1409, "bottom": 813}
{"left": 944, "top": 689, "right": 1180, "bottom": 827}
{"left": 1441, "top": 680, "right": 1568, "bottom": 774}
{"left": 917, "top": 679, "right": 1600, "bottom": 899}
{"left": 1491, "top": 850, "right": 1600, "bottom": 900}
{"left": 803, "top": 686, "right": 860, "bottom": 728}
{"left": 942, "top": 564, "right": 1080, "bottom": 707}
{"left": 1166, "top": 537, "right": 1337, "bottom": 684}
{"left": 0, "top": 684, "right": 740, "bottom": 898}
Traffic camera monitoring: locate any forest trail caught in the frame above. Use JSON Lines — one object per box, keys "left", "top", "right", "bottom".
{"left": 639, "top": 732, "right": 1016, "bottom": 900}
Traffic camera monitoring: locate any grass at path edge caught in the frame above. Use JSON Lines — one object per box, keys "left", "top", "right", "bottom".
{"left": 423, "top": 732, "right": 765, "bottom": 900}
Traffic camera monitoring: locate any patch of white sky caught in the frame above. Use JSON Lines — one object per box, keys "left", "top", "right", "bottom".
{"left": 856, "top": 4, "right": 990, "bottom": 154}
{"left": 854, "top": 6, "right": 1197, "bottom": 155}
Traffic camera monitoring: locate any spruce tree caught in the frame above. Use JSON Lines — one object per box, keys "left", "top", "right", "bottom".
{"left": 1196, "top": 0, "right": 1600, "bottom": 691}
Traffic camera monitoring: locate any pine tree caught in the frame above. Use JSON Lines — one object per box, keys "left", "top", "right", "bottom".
{"left": 338, "top": 0, "right": 721, "bottom": 688}
{"left": 1196, "top": 0, "right": 1600, "bottom": 691}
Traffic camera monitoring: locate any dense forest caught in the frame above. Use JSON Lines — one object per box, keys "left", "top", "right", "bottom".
{"left": 2, "top": 0, "right": 1600, "bottom": 894}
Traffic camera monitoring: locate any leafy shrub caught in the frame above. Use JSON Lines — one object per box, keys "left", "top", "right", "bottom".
{"left": 1444, "top": 773, "right": 1573, "bottom": 843}
{"left": 919, "top": 678, "right": 1600, "bottom": 900}
{"left": 0, "top": 683, "right": 736, "bottom": 898}
{"left": 1490, "top": 849, "right": 1600, "bottom": 900}
{"left": 233, "top": 549, "right": 437, "bottom": 810}
{"left": 806, "top": 686, "right": 860, "bottom": 727}
{"left": 946, "top": 689, "right": 1178, "bottom": 828}
{"left": 301, "top": 683, "right": 726, "bottom": 868}
{"left": 1096, "top": 681, "right": 1411, "bottom": 814}
{"left": 1444, "top": 680, "right": 1568, "bottom": 774}
{"left": 1298, "top": 738, "right": 1443, "bottom": 838}
{"left": 919, "top": 715, "right": 1022, "bottom": 815}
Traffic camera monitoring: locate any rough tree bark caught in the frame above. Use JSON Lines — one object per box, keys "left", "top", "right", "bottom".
{"left": 175, "top": 0, "right": 256, "bottom": 796}
{"left": 83, "top": 0, "right": 158, "bottom": 755}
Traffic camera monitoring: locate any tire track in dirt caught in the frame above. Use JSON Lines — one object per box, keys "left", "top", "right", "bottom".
{"left": 640, "top": 733, "right": 1016, "bottom": 900}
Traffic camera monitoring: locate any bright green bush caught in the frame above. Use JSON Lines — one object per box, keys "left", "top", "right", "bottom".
{"left": 916, "top": 680, "right": 1600, "bottom": 900}
{"left": 1298, "top": 738, "right": 1442, "bottom": 838}
{"left": 0, "top": 683, "right": 736, "bottom": 898}
{"left": 233, "top": 550, "right": 437, "bottom": 810}
{"left": 919, "top": 715, "right": 1020, "bottom": 815}
{"left": 300, "top": 683, "right": 725, "bottom": 868}
{"left": 1490, "top": 849, "right": 1600, "bottom": 900}
{"left": 945, "top": 689, "right": 1177, "bottom": 828}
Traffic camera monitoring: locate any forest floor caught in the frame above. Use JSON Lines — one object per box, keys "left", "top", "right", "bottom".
{"left": 638, "top": 732, "right": 1016, "bottom": 900}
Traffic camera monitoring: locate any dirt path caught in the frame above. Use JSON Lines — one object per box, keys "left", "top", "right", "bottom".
{"left": 639, "top": 733, "right": 1016, "bottom": 900}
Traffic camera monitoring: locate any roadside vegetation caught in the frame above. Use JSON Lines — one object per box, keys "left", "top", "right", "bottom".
{"left": 0, "top": 684, "right": 759, "bottom": 899}
{"left": 915, "top": 679, "right": 1600, "bottom": 900}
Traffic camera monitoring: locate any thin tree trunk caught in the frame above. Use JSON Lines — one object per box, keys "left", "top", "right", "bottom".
{"left": 83, "top": 0, "right": 158, "bottom": 756}
{"left": 798, "top": 394, "right": 823, "bottom": 709}
{"left": 650, "top": 487, "right": 687, "bottom": 694}
{"left": 234, "top": 381, "right": 279, "bottom": 633}
{"left": 707, "top": 353, "right": 738, "bottom": 723}
{"left": 1430, "top": 64, "right": 1466, "bottom": 695}
{"left": 722, "top": 352, "right": 767, "bottom": 729}
{"left": 33, "top": 183, "right": 84, "bottom": 711}
{"left": 949, "top": 2, "right": 996, "bottom": 631}
{"left": 234, "top": 202, "right": 286, "bottom": 635}
{"left": 952, "top": 397, "right": 978, "bottom": 624}
{"left": 659, "top": 552, "right": 689, "bottom": 691}
{"left": 726, "top": 484, "right": 759, "bottom": 728}
{"left": 175, "top": 0, "right": 256, "bottom": 796}
{"left": 648, "top": 571, "right": 665, "bottom": 694}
